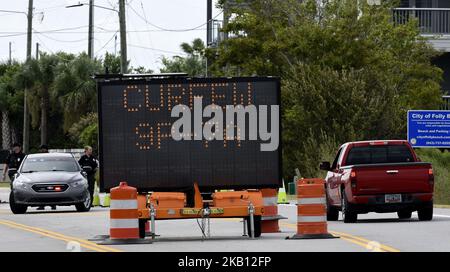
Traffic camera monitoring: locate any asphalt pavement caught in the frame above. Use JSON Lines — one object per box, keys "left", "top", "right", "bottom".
{"left": 0, "top": 187, "right": 449, "bottom": 252}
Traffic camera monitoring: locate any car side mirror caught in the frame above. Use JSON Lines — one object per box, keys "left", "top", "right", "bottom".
{"left": 319, "top": 161, "right": 331, "bottom": 171}
{"left": 14, "top": 173, "right": 19, "bottom": 179}
{"left": 81, "top": 171, "right": 87, "bottom": 177}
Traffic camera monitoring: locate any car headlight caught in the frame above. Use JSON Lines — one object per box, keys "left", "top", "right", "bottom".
{"left": 13, "top": 180, "right": 27, "bottom": 189}
{"left": 71, "top": 179, "right": 88, "bottom": 188}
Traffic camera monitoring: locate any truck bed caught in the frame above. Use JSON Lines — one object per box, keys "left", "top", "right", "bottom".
{"left": 343, "top": 162, "right": 433, "bottom": 195}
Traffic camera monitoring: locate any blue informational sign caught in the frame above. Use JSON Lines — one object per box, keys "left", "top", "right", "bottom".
{"left": 408, "top": 110, "right": 450, "bottom": 148}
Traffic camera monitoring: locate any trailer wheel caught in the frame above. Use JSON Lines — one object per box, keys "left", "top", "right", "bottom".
{"left": 138, "top": 219, "right": 147, "bottom": 238}
{"left": 246, "top": 215, "right": 261, "bottom": 238}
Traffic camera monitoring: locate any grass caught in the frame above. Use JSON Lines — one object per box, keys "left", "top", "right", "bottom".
{"left": 0, "top": 182, "right": 10, "bottom": 188}
{"left": 416, "top": 149, "right": 450, "bottom": 205}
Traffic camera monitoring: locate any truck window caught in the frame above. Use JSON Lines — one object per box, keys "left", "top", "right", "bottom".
{"left": 331, "top": 147, "right": 343, "bottom": 170}
{"left": 345, "top": 145, "right": 414, "bottom": 165}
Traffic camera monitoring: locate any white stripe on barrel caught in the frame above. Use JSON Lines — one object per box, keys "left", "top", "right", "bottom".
{"left": 110, "top": 218, "right": 139, "bottom": 229}
{"left": 297, "top": 197, "right": 326, "bottom": 205}
{"left": 263, "top": 196, "right": 278, "bottom": 206}
{"left": 297, "top": 215, "right": 327, "bottom": 223}
{"left": 110, "top": 199, "right": 138, "bottom": 210}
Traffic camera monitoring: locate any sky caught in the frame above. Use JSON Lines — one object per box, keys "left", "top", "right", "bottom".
{"left": 0, "top": 0, "right": 222, "bottom": 72}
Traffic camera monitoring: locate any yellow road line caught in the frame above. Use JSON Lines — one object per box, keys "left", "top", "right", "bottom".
{"left": 219, "top": 218, "right": 399, "bottom": 252}
{"left": 330, "top": 230, "right": 400, "bottom": 252}
{"left": 0, "top": 220, "right": 122, "bottom": 252}
{"left": 280, "top": 222, "right": 400, "bottom": 252}
{"left": 0, "top": 210, "right": 109, "bottom": 216}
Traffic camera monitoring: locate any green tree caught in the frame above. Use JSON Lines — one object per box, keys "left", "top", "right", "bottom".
{"left": 53, "top": 53, "right": 102, "bottom": 131}
{"left": 131, "top": 66, "right": 153, "bottom": 74}
{"left": 103, "top": 52, "right": 122, "bottom": 74}
{"left": 211, "top": 0, "right": 443, "bottom": 179}
{"left": 0, "top": 62, "right": 23, "bottom": 149}
{"left": 15, "top": 53, "right": 73, "bottom": 146}
{"left": 160, "top": 38, "right": 206, "bottom": 76}
{"left": 68, "top": 112, "right": 98, "bottom": 150}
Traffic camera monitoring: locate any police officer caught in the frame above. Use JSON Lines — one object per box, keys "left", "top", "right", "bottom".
{"left": 39, "top": 144, "right": 49, "bottom": 153}
{"left": 1, "top": 143, "right": 26, "bottom": 188}
{"left": 78, "top": 146, "right": 97, "bottom": 207}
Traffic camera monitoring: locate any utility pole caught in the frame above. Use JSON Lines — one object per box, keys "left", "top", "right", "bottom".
{"left": 206, "top": 0, "right": 212, "bottom": 77}
{"left": 88, "top": 0, "right": 94, "bottom": 59}
{"left": 114, "top": 34, "right": 117, "bottom": 56}
{"left": 207, "top": 0, "right": 212, "bottom": 46}
{"left": 23, "top": 0, "right": 33, "bottom": 153}
{"left": 35, "top": 42, "right": 39, "bottom": 59}
{"left": 8, "top": 42, "right": 12, "bottom": 64}
{"left": 118, "top": 0, "right": 128, "bottom": 74}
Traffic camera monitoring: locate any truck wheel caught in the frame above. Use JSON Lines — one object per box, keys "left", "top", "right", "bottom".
{"left": 9, "top": 192, "right": 27, "bottom": 214}
{"left": 397, "top": 210, "right": 412, "bottom": 219}
{"left": 418, "top": 202, "right": 433, "bottom": 221}
{"left": 326, "top": 198, "right": 339, "bottom": 221}
{"left": 341, "top": 191, "right": 357, "bottom": 223}
{"left": 246, "top": 215, "right": 262, "bottom": 238}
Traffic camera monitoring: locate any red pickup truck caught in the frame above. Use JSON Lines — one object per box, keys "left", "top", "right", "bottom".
{"left": 320, "top": 140, "right": 434, "bottom": 223}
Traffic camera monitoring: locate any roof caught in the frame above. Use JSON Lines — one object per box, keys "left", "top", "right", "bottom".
{"left": 342, "top": 140, "right": 409, "bottom": 146}
{"left": 26, "top": 153, "right": 74, "bottom": 159}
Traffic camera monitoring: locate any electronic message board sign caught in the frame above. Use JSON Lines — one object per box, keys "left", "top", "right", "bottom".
{"left": 97, "top": 76, "right": 281, "bottom": 192}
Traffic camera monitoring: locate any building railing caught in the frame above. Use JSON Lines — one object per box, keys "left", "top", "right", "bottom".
{"left": 442, "top": 95, "right": 450, "bottom": 110}
{"left": 393, "top": 8, "right": 450, "bottom": 35}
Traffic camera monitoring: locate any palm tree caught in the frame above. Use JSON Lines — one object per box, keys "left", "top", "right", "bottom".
{"left": 53, "top": 53, "right": 102, "bottom": 132}
{"left": 0, "top": 62, "right": 22, "bottom": 150}
{"left": 160, "top": 38, "right": 207, "bottom": 76}
{"left": 15, "top": 53, "right": 61, "bottom": 146}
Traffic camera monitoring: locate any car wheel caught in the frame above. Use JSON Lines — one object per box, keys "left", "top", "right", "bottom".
{"left": 75, "top": 193, "right": 91, "bottom": 212}
{"left": 418, "top": 202, "right": 433, "bottom": 221}
{"left": 9, "top": 192, "right": 27, "bottom": 214}
{"left": 326, "top": 196, "right": 339, "bottom": 221}
{"left": 341, "top": 190, "right": 357, "bottom": 223}
{"left": 397, "top": 210, "right": 412, "bottom": 219}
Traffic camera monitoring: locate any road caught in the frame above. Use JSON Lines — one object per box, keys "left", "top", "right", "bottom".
{"left": 1, "top": 187, "right": 450, "bottom": 252}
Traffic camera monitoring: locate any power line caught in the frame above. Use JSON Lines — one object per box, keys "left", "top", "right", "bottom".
{"left": 126, "top": 2, "right": 223, "bottom": 32}
{"left": 95, "top": 31, "right": 118, "bottom": 56}
{"left": 128, "top": 44, "right": 186, "bottom": 55}
{"left": 33, "top": 29, "right": 88, "bottom": 43}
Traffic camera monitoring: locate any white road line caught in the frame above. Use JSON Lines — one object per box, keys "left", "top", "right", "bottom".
{"left": 434, "top": 214, "right": 450, "bottom": 218}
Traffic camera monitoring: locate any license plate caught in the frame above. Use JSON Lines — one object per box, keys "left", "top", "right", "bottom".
{"left": 385, "top": 194, "right": 402, "bottom": 203}
{"left": 181, "top": 208, "right": 224, "bottom": 215}
{"left": 181, "top": 208, "right": 201, "bottom": 215}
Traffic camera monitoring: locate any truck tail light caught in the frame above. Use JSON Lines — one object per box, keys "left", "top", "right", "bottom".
{"left": 369, "top": 141, "right": 388, "bottom": 146}
{"left": 428, "top": 168, "right": 434, "bottom": 186}
{"left": 350, "top": 171, "right": 357, "bottom": 192}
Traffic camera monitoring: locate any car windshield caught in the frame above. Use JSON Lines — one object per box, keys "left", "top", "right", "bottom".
{"left": 21, "top": 157, "right": 79, "bottom": 173}
{"left": 345, "top": 145, "right": 414, "bottom": 165}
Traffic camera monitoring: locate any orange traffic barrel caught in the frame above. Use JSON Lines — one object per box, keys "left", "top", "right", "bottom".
{"left": 97, "top": 182, "right": 152, "bottom": 245}
{"left": 110, "top": 181, "right": 139, "bottom": 239}
{"left": 288, "top": 179, "right": 337, "bottom": 239}
{"left": 261, "top": 188, "right": 287, "bottom": 233}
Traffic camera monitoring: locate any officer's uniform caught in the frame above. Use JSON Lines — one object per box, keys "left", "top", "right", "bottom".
{"left": 5, "top": 152, "right": 25, "bottom": 181}
{"left": 78, "top": 155, "right": 98, "bottom": 205}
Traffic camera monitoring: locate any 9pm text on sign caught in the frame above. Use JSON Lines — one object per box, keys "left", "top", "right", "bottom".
{"left": 407, "top": 110, "right": 450, "bottom": 148}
